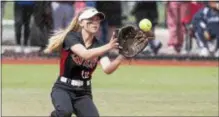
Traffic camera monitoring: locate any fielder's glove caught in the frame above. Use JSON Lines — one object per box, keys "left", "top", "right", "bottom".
{"left": 115, "top": 25, "right": 154, "bottom": 58}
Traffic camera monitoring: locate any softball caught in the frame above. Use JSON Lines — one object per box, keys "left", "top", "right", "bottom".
{"left": 139, "top": 18, "right": 152, "bottom": 32}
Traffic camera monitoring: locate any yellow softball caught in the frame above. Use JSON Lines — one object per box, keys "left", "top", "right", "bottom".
{"left": 139, "top": 18, "right": 152, "bottom": 32}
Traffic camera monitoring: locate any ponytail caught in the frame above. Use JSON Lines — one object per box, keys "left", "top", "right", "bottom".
{"left": 44, "top": 14, "right": 80, "bottom": 53}
{"left": 44, "top": 7, "right": 96, "bottom": 53}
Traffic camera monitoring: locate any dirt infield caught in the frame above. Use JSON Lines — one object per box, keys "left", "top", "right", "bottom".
{"left": 2, "top": 58, "right": 218, "bottom": 67}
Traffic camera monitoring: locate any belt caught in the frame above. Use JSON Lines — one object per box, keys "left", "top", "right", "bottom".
{"left": 60, "top": 76, "right": 90, "bottom": 87}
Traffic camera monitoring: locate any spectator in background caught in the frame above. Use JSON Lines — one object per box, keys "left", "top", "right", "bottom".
{"left": 14, "top": 1, "right": 35, "bottom": 53}
{"left": 1, "top": 1, "right": 6, "bottom": 18}
{"left": 180, "top": 1, "right": 204, "bottom": 54}
{"left": 74, "top": 1, "right": 86, "bottom": 16}
{"left": 166, "top": 2, "right": 190, "bottom": 54}
{"left": 192, "top": 1, "right": 219, "bottom": 57}
{"left": 51, "top": 1, "right": 74, "bottom": 32}
{"left": 29, "top": 1, "right": 53, "bottom": 52}
{"left": 1, "top": 1, "right": 6, "bottom": 37}
{"left": 86, "top": 1, "right": 96, "bottom": 8}
{"left": 131, "top": 1, "right": 162, "bottom": 55}
{"left": 96, "top": 1, "right": 122, "bottom": 44}
{"left": 1, "top": 1, "right": 6, "bottom": 54}
{"left": 181, "top": 2, "right": 205, "bottom": 26}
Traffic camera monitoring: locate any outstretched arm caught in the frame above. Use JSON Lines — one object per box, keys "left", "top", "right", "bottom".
{"left": 100, "top": 55, "right": 125, "bottom": 74}
{"left": 71, "top": 36, "right": 118, "bottom": 60}
{"left": 71, "top": 44, "right": 111, "bottom": 60}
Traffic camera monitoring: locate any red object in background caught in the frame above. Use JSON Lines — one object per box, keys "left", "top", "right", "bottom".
{"left": 74, "top": 1, "right": 86, "bottom": 16}
{"left": 181, "top": 2, "right": 205, "bottom": 24}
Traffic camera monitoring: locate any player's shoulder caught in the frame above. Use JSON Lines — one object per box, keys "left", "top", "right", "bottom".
{"left": 94, "top": 37, "right": 105, "bottom": 47}
{"left": 63, "top": 31, "right": 83, "bottom": 46}
{"left": 66, "top": 31, "right": 82, "bottom": 39}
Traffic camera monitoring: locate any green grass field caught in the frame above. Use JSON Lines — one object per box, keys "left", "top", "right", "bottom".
{"left": 2, "top": 64, "right": 218, "bottom": 116}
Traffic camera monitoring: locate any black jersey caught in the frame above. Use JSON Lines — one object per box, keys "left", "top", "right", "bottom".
{"left": 54, "top": 31, "right": 104, "bottom": 92}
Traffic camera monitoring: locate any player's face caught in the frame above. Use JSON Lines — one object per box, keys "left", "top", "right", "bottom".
{"left": 81, "top": 15, "right": 101, "bottom": 34}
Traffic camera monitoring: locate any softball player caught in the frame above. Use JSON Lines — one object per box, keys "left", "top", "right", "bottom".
{"left": 44, "top": 7, "right": 125, "bottom": 117}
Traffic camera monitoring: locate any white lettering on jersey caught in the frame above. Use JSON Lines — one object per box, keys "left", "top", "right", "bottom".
{"left": 72, "top": 54, "right": 98, "bottom": 69}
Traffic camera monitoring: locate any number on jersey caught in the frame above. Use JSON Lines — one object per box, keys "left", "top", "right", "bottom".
{"left": 81, "top": 70, "right": 90, "bottom": 79}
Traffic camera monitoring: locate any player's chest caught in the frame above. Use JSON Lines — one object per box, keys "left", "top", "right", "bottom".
{"left": 71, "top": 53, "right": 99, "bottom": 69}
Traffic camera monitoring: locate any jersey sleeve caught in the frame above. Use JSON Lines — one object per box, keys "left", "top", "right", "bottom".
{"left": 63, "top": 32, "right": 81, "bottom": 50}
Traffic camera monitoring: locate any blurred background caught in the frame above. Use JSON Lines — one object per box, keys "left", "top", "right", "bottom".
{"left": 1, "top": 1, "right": 219, "bottom": 59}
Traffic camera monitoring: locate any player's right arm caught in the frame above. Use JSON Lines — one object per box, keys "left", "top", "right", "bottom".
{"left": 69, "top": 33, "right": 118, "bottom": 60}
{"left": 99, "top": 55, "right": 125, "bottom": 75}
{"left": 71, "top": 41, "right": 116, "bottom": 60}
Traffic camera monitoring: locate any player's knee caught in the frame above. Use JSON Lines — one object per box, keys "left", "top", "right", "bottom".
{"left": 89, "top": 111, "right": 99, "bottom": 117}
{"left": 84, "top": 107, "right": 99, "bottom": 117}
{"left": 52, "top": 109, "right": 72, "bottom": 117}
{"left": 60, "top": 110, "right": 72, "bottom": 117}
{"left": 79, "top": 111, "right": 99, "bottom": 117}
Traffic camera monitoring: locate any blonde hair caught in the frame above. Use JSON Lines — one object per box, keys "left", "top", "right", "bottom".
{"left": 44, "top": 7, "right": 94, "bottom": 53}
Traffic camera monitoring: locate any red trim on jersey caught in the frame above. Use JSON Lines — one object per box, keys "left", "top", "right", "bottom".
{"left": 60, "top": 49, "right": 70, "bottom": 76}
{"left": 90, "top": 64, "right": 98, "bottom": 79}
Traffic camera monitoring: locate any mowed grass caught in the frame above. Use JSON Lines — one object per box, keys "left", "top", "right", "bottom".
{"left": 2, "top": 64, "right": 218, "bottom": 116}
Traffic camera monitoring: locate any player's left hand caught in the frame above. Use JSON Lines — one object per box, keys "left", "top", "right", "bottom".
{"left": 117, "top": 25, "right": 155, "bottom": 58}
